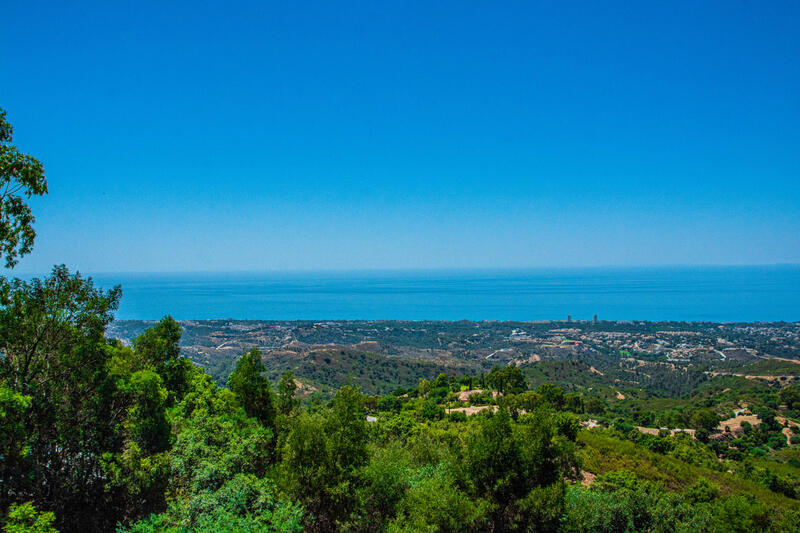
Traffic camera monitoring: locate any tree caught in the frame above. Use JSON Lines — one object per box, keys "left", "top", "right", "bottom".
{"left": 2, "top": 502, "right": 57, "bottom": 533}
{"left": 421, "top": 398, "right": 444, "bottom": 421}
{"left": 538, "top": 383, "right": 565, "bottom": 410}
{"left": 689, "top": 408, "right": 718, "bottom": 432}
{"left": 118, "top": 367, "right": 289, "bottom": 532}
{"left": 387, "top": 472, "right": 488, "bottom": 532}
{"left": 433, "top": 372, "right": 449, "bottom": 389}
{"left": 103, "top": 366, "right": 172, "bottom": 526}
{"left": 565, "top": 393, "right": 585, "bottom": 413}
{"left": 0, "top": 266, "right": 122, "bottom": 532}
{"left": 277, "top": 370, "right": 299, "bottom": 415}
{"left": 281, "top": 386, "right": 368, "bottom": 532}
{"left": 585, "top": 397, "right": 606, "bottom": 415}
{"left": 0, "top": 385, "right": 29, "bottom": 505}
{"left": 121, "top": 474, "right": 302, "bottom": 533}
{"left": 0, "top": 265, "right": 121, "bottom": 393}
{"left": 131, "top": 316, "right": 190, "bottom": 405}
{"left": 0, "top": 108, "right": 48, "bottom": 268}
{"left": 228, "top": 349, "right": 276, "bottom": 433}
{"left": 465, "top": 408, "right": 524, "bottom": 505}
{"left": 417, "top": 378, "right": 432, "bottom": 397}
{"left": 118, "top": 369, "right": 170, "bottom": 454}
{"left": 486, "top": 365, "right": 527, "bottom": 395}
{"left": 779, "top": 385, "right": 800, "bottom": 410}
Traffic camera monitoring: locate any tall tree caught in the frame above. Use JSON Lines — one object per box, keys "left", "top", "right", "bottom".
{"left": 228, "top": 348, "right": 276, "bottom": 432}
{"left": 281, "top": 386, "right": 368, "bottom": 532}
{"left": 278, "top": 369, "right": 299, "bottom": 415}
{"left": 0, "top": 108, "right": 47, "bottom": 268}
{"left": 0, "top": 266, "right": 122, "bottom": 532}
{"left": 486, "top": 364, "right": 528, "bottom": 395}
{"left": 132, "top": 316, "right": 190, "bottom": 405}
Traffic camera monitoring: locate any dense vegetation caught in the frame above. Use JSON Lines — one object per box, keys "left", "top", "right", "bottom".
{"left": 4, "top": 297, "right": 800, "bottom": 531}
{"left": 2, "top": 108, "right": 800, "bottom": 531}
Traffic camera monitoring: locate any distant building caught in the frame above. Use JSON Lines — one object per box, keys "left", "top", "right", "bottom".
{"left": 592, "top": 314, "right": 598, "bottom": 325}
{"left": 567, "top": 315, "right": 571, "bottom": 322}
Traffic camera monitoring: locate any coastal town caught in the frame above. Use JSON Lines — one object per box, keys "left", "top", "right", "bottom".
{"left": 108, "top": 319, "right": 800, "bottom": 391}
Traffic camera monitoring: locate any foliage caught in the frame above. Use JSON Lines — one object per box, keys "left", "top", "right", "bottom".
{"left": 2, "top": 502, "right": 57, "bottom": 533}
{"left": 0, "top": 267, "right": 123, "bottom": 530}
{"left": 131, "top": 317, "right": 190, "bottom": 405}
{"left": 228, "top": 348, "right": 276, "bottom": 432}
{"left": 280, "top": 386, "right": 367, "bottom": 531}
{"left": 122, "top": 475, "right": 302, "bottom": 533}
{"left": 277, "top": 370, "right": 299, "bottom": 415}
{"left": 0, "top": 384, "right": 29, "bottom": 502}
{"left": 780, "top": 385, "right": 800, "bottom": 410}
{"left": 486, "top": 364, "right": 527, "bottom": 394}
{"left": 0, "top": 109, "right": 48, "bottom": 268}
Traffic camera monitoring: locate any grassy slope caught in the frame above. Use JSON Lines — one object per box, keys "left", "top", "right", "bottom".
{"left": 578, "top": 429, "right": 800, "bottom": 510}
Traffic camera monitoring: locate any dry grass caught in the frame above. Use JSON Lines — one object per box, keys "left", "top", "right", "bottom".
{"left": 445, "top": 405, "right": 498, "bottom": 416}
{"left": 717, "top": 414, "right": 761, "bottom": 434}
{"left": 635, "top": 426, "right": 695, "bottom": 437}
{"left": 456, "top": 389, "right": 499, "bottom": 402}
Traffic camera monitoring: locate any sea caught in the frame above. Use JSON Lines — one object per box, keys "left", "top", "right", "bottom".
{"left": 77, "top": 265, "right": 800, "bottom": 323}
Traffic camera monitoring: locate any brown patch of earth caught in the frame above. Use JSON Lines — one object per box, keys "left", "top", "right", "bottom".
{"left": 580, "top": 470, "right": 596, "bottom": 487}
{"left": 456, "top": 389, "right": 500, "bottom": 402}
{"left": 636, "top": 426, "right": 695, "bottom": 438}
{"left": 445, "top": 405, "right": 498, "bottom": 416}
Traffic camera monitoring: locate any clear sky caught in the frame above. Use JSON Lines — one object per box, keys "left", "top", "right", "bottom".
{"left": 2, "top": 1, "right": 799, "bottom": 273}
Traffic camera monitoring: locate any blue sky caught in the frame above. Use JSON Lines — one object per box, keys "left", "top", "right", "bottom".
{"left": 2, "top": 1, "right": 799, "bottom": 273}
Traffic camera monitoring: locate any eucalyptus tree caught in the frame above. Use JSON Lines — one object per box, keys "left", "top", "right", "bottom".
{"left": 0, "top": 108, "right": 47, "bottom": 269}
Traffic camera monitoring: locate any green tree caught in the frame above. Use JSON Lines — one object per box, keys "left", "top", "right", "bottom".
{"left": 100, "top": 365, "right": 172, "bottom": 524}
{"left": 2, "top": 502, "right": 57, "bottom": 533}
{"left": 281, "top": 386, "right": 368, "bottom": 532}
{"left": 131, "top": 316, "right": 190, "bottom": 405}
{"left": 228, "top": 348, "right": 276, "bottom": 432}
{"left": 123, "top": 370, "right": 287, "bottom": 532}
{"left": 464, "top": 407, "right": 575, "bottom": 531}
{"left": 387, "top": 471, "right": 488, "bottom": 532}
{"left": 0, "top": 385, "right": 29, "bottom": 504}
{"left": 689, "top": 408, "right": 718, "bottom": 432}
{"left": 0, "top": 109, "right": 48, "bottom": 268}
{"left": 537, "top": 383, "right": 565, "bottom": 410}
{"left": 486, "top": 365, "right": 527, "bottom": 395}
{"left": 0, "top": 266, "right": 122, "bottom": 531}
{"left": 0, "top": 265, "right": 120, "bottom": 393}
{"left": 779, "top": 384, "right": 800, "bottom": 410}
{"left": 277, "top": 370, "right": 299, "bottom": 415}
{"left": 421, "top": 398, "right": 445, "bottom": 421}
{"left": 122, "top": 474, "right": 302, "bottom": 533}
{"left": 119, "top": 370, "right": 170, "bottom": 453}
{"left": 565, "top": 393, "right": 585, "bottom": 413}
{"left": 417, "top": 378, "right": 432, "bottom": 397}
{"left": 433, "top": 372, "right": 449, "bottom": 389}
{"left": 352, "top": 442, "right": 410, "bottom": 531}
{"left": 585, "top": 397, "right": 605, "bottom": 415}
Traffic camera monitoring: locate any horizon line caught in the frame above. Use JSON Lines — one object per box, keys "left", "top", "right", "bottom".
{"left": 9, "top": 262, "right": 800, "bottom": 278}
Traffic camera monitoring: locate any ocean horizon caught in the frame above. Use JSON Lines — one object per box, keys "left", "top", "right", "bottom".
{"left": 36, "top": 265, "right": 798, "bottom": 323}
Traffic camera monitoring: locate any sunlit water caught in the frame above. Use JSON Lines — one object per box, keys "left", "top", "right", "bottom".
{"left": 77, "top": 266, "right": 800, "bottom": 322}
